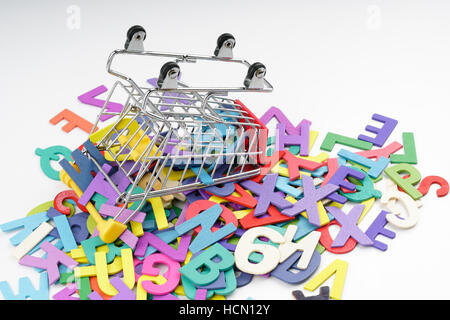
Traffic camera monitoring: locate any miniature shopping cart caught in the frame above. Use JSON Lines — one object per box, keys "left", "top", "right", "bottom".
{"left": 67, "top": 26, "right": 274, "bottom": 242}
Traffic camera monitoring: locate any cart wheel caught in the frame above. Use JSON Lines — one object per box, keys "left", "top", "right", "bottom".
{"left": 157, "top": 62, "right": 181, "bottom": 89}
{"left": 124, "top": 25, "right": 146, "bottom": 51}
{"left": 214, "top": 33, "right": 235, "bottom": 59}
{"left": 244, "top": 62, "right": 266, "bottom": 89}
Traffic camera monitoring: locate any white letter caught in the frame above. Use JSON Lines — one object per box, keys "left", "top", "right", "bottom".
{"left": 234, "top": 227, "right": 285, "bottom": 275}
{"left": 278, "top": 226, "right": 321, "bottom": 270}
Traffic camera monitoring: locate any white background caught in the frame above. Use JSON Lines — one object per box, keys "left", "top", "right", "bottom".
{"left": 0, "top": 0, "right": 449, "bottom": 300}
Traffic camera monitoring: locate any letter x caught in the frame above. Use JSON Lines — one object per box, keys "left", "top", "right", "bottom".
{"left": 325, "top": 205, "right": 374, "bottom": 247}
{"left": 281, "top": 175, "right": 339, "bottom": 226}
{"left": 240, "top": 173, "right": 293, "bottom": 216}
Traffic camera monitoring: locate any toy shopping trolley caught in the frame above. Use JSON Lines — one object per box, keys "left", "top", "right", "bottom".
{"left": 63, "top": 26, "right": 274, "bottom": 243}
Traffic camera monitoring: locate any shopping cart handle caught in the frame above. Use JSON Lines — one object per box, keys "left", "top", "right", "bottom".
{"left": 59, "top": 169, "right": 127, "bottom": 243}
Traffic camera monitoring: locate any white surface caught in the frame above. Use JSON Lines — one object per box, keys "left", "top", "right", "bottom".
{"left": 0, "top": 0, "right": 449, "bottom": 300}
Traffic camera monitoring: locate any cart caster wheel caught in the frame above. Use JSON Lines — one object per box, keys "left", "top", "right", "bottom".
{"left": 157, "top": 61, "right": 180, "bottom": 89}
{"left": 244, "top": 62, "right": 266, "bottom": 89}
{"left": 214, "top": 33, "right": 235, "bottom": 59}
{"left": 124, "top": 25, "right": 146, "bottom": 51}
